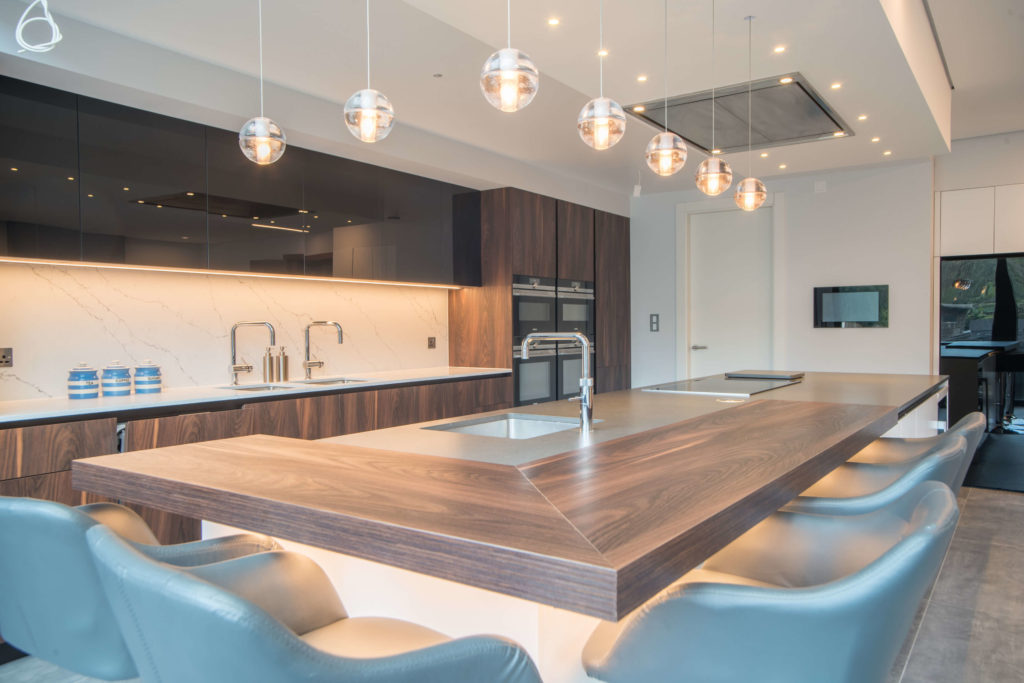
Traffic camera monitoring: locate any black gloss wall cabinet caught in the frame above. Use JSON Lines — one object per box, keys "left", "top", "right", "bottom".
{"left": 0, "top": 75, "right": 480, "bottom": 286}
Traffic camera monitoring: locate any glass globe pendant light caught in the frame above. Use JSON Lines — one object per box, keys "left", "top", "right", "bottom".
{"left": 344, "top": 0, "right": 395, "bottom": 143}
{"left": 239, "top": 0, "right": 286, "bottom": 165}
{"left": 695, "top": 0, "right": 732, "bottom": 195}
{"left": 480, "top": 0, "right": 539, "bottom": 112}
{"left": 578, "top": 0, "right": 626, "bottom": 150}
{"left": 734, "top": 16, "right": 767, "bottom": 212}
{"left": 645, "top": 0, "right": 687, "bottom": 176}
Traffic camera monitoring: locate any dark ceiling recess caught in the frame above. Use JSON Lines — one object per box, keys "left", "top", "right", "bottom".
{"left": 134, "top": 192, "right": 308, "bottom": 219}
{"left": 629, "top": 73, "right": 852, "bottom": 154}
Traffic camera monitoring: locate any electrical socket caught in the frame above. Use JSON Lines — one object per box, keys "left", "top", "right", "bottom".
{"left": 0, "top": 348, "right": 11, "bottom": 367}
{"left": 427, "top": 337, "right": 436, "bottom": 349}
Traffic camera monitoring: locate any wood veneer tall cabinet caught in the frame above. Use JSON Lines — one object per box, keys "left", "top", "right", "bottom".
{"left": 450, "top": 188, "right": 630, "bottom": 400}
{"left": 595, "top": 210, "right": 631, "bottom": 393}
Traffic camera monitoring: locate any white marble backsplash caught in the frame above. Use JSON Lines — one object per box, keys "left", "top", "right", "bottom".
{"left": 0, "top": 263, "right": 449, "bottom": 400}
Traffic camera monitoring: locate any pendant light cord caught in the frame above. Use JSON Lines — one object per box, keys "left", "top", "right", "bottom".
{"left": 15, "top": 0, "right": 62, "bottom": 53}
{"left": 710, "top": 0, "right": 716, "bottom": 151}
{"left": 257, "top": 0, "right": 264, "bottom": 117}
{"left": 507, "top": 0, "right": 511, "bottom": 48}
{"left": 598, "top": 0, "right": 604, "bottom": 98}
{"left": 663, "top": 0, "right": 668, "bottom": 131}
{"left": 365, "top": 0, "right": 371, "bottom": 89}
{"left": 746, "top": 15, "right": 753, "bottom": 177}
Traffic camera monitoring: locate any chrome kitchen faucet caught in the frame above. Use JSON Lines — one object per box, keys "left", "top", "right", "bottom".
{"left": 229, "top": 321, "right": 275, "bottom": 385}
{"left": 304, "top": 321, "right": 344, "bottom": 379}
{"left": 521, "top": 331, "right": 593, "bottom": 433}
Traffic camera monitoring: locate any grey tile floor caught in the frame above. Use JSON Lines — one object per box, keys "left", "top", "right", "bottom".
{"left": 890, "top": 486, "right": 1024, "bottom": 683}
{"left": 2, "top": 487, "right": 1022, "bottom": 683}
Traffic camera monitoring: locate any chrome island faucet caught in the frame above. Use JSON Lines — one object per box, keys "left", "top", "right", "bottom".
{"left": 304, "top": 321, "right": 344, "bottom": 379}
{"left": 230, "top": 321, "right": 275, "bottom": 385}
{"left": 521, "top": 331, "right": 593, "bottom": 433}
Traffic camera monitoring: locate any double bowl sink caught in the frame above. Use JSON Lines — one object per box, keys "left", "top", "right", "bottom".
{"left": 219, "top": 377, "right": 367, "bottom": 392}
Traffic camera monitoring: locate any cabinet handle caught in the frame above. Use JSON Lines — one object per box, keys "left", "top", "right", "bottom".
{"left": 691, "top": 345, "right": 708, "bottom": 350}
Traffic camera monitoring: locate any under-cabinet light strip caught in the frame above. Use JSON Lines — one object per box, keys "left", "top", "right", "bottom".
{"left": 0, "top": 256, "right": 463, "bottom": 290}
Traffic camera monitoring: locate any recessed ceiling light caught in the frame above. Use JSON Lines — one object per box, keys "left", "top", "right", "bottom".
{"left": 779, "top": 76, "right": 794, "bottom": 84}
{"left": 314, "top": 215, "right": 319, "bottom": 219}
{"left": 637, "top": 74, "right": 648, "bottom": 82}
{"left": 156, "top": 204, "right": 163, "bottom": 208}
{"left": 181, "top": 236, "right": 190, "bottom": 240}
{"left": 298, "top": 209, "right": 309, "bottom": 214}
{"left": 760, "top": 152, "right": 769, "bottom": 158}
{"left": 186, "top": 191, "right": 195, "bottom": 196}
{"left": 122, "top": 186, "right": 130, "bottom": 191}
{"left": 87, "top": 193, "right": 94, "bottom": 198}
{"left": 347, "top": 219, "right": 353, "bottom": 223}
{"left": 67, "top": 176, "right": 75, "bottom": 181}
{"left": 548, "top": 17, "right": 560, "bottom": 26}
{"left": 597, "top": 48, "right": 609, "bottom": 57}
{"left": 221, "top": 214, "right": 227, "bottom": 218}
{"left": 253, "top": 216, "right": 259, "bottom": 220}
{"left": 833, "top": 131, "right": 846, "bottom": 137}
{"left": 9, "top": 167, "right": 18, "bottom": 172}
{"left": 883, "top": 150, "right": 892, "bottom": 156}
{"left": 136, "top": 200, "right": 144, "bottom": 204}
{"left": 857, "top": 114, "right": 867, "bottom": 121}
{"left": 773, "top": 45, "right": 786, "bottom": 54}
{"left": 633, "top": 105, "right": 645, "bottom": 112}
{"left": 711, "top": 149, "right": 722, "bottom": 155}
{"left": 778, "top": 163, "right": 787, "bottom": 169}
{"left": 830, "top": 82, "right": 842, "bottom": 89}
{"left": 871, "top": 136, "right": 880, "bottom": 143}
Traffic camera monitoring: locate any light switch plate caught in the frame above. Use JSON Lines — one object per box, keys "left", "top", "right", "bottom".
{"left": 649, "top": 314, "right": 660, "bottom": 332}
{"left": 0, "top": 348, "right": 11, "bottom": 367}
{"left": 427, "top": 337, "right": 436, "bottom": 349}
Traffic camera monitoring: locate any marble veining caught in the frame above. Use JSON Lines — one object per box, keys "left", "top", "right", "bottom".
{"left": 0, "top": 263, "right": 449, "bottom": 400}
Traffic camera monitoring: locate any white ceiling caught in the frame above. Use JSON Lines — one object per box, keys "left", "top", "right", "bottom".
{"left": 0, "top": 0, "right": 1018, "bottom": 209}
{"left": 926, "top": 0, "right": 1024, "bottom": 140}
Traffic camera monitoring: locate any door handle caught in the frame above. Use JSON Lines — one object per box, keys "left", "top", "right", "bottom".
{"left": 691, "top": 345, "right": 708, "bottom": 350}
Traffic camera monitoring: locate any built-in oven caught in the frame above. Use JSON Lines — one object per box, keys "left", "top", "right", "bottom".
{"left": 513, "top": 275, "right": 557, "bottom": 343}
{"left": 556, "top": 342, "right": 597, "bottom": 401}
{"left": 556, "top": 280, "right": 595, "bottom": 338}
{"left": 513, "top": 343, "right": 558, "bottom": 405}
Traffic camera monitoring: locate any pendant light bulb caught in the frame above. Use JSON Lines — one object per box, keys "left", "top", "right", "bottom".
{"left": 344, "top": 89, "right": 395, "bottom": 143}
{"left": 734, "top": 176, "right": 767, "bottom": 211}
{"left": 645, "top": 132, "right": 687, "bottom": 176}
{"left": 239, "top": 116, "right": 287, "bottom": 165}
{"left": 346, "top": 0, "right": 395, "bottom": 143}
{"left": 695, "top": 156, "right": 732, "bottom": 196}
{"left": 646, "top": 0, "right": 685, "bottom": 176}
{"left": 240, "top": 0, "right": 286, "bottom": 165}
{"left": 481, "top": 47, "right": 539, "bottom": 112}
{"left": 733, "top": 16, "right": 766, "bottom": 212}
{"left": 579, "top": 0, "right": 624, "bottom": 150}
{"left": 578, "top": 97, "right": 626, "bottom": 150}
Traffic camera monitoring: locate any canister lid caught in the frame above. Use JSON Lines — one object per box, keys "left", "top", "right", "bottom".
{"left": 69, "top": 362, "right": 96, "bottom": 374}
{"left": 103, "top": 361, "right": 130, "bottom": 371}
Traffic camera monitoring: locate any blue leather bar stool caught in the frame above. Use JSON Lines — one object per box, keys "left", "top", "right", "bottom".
{"left": 783, "top": 433, "right": 967, "bottom": 516}
{"left": 0, "top": 497, "right": 279, "bottom": 681}
{"left": 86, "top": 525, "right": 543, "bottom": 683}
{"left": 582, "top": 481, "right": 958, "bottom": 683}
{"left": 848, "top": 411, "right": 985, "bottom": 491}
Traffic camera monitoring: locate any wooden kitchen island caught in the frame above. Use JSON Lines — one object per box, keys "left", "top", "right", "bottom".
{"left": 72, "top": 372, "right": 945, "bottom": 682}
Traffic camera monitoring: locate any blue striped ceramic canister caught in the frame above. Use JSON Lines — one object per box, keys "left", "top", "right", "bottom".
{"left": 134, "top": 360, "right": 162, "bottom": 394}
{"left": 67, "top": 364, "right": 99, "bottom": 400}
{"left": 101, "top": 362, "right": 132, "bottom": 397}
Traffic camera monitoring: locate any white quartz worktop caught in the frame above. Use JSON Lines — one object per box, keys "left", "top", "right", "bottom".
{"left": 0, "top": 367, "right": 510, "bottom": 426}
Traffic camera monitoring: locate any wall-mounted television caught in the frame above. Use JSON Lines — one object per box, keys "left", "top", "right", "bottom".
{"left": 814, "top": 285, "right": 889, "bottom": 328}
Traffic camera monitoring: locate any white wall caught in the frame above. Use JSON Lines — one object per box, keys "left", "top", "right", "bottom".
{"left": 0, "top": 262, "right": 449, "bottom": 400}
{"left": 630, "top": 159, "right": 935, "bottom": 384}
{"left": 934, "top": 131, "right": 1024, "bottom": 191}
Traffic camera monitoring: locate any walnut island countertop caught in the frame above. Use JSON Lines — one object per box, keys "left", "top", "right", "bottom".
{"left": 72, "top": 372, "right": 946, "bottom": 620}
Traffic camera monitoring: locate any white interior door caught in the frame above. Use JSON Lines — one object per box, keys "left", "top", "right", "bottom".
{"left": 687, "top": 208, "right": 773, "bottom": 378}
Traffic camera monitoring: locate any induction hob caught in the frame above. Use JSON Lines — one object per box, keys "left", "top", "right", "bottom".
{"left": 643, "top": 375, "right": 800, "bottom": 398}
